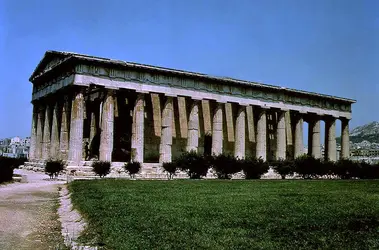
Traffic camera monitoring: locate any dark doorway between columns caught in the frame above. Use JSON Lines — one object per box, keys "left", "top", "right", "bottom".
{"left": 204, "top": 134, "right": 212, "bottom": 156}
{"left": 112, "top": 91, "right": 134, "bottom": 162}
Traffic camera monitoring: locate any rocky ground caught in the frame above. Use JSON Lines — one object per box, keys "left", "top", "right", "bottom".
{"left": 0, "top": 169, "right": 67, "bottom": 250}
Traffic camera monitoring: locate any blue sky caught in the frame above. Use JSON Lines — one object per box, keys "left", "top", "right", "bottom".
{"left": 0, "top": 0, "right": 378, "bottom": 142}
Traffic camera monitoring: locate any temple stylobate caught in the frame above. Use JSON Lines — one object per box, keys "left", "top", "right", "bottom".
{"left": 27, "top": 51, "right": 355, "bottom": 171}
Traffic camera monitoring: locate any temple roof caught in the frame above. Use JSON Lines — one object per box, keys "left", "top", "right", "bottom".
{"left": 30, "top": 50, "right": 356, "bottom": 104}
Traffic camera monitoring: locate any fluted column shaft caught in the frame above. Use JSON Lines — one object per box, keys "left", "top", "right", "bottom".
{"left": 341, "top": 119, "right": 350, "bottom": 159}
{"left": 36, "top": 105, "right": 45, "bottom": 159}
{"left": 187, "top": 100, "right": 199, "bottom": 152}
{"left": 256, "top": 109, "right": 267, "bottom": 161}
{"left": 50, "top": 101, "right": 60, "bottom": 160}
{"left": 276, "top": 111, "right": 286, "bottom": 160}
{"left": 29, "top": 104, "right": 38, "bottom": 160}
{"left": 309, "top": 118, "right": 321, "bottom": 158}
{"left": 160, "top": 96, "right": 173, "bottom": 163}
{"left": 325, "top": 118, "right": 337, "bottom": 161}
{"left": 294, "top": 115, "right": 304, "bottom": 158}
{"left": 100, "top": 91, "right": 115, "bottom": 162}
{"left": 59, "top": 96, "right": 70, "bottom": 161}
{"left": 42, "top": 104, "right": 52, "bottom": 160}
{"left": 235, "top": 106, "right": 246, "bottom": 159}
{"left": 89, "top": 108, "right": 98, "bottom": 146}
{"left": 212, "top": 103, "right": 223, "bottom": 156}
{"left": 68, "top": 90, "right": 84, "bottom": 164}
{"left": 131, "top": 93, "right": 144, "bottom": 162}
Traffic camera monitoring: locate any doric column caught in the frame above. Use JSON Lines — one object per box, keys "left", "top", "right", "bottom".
{"left": 160, "top": 96, "right": 173, "bottom": 163}
{"left": 36, "top": 105, "right": 45, "bottom": 160}
{"left": 50, "top": 101, "right": 60, "bottom": 160}
{"left": 99, "top": 90, "right": 115, "bottom": 162}
{"left": 275, "top": 110, "right": 286, "bottom": 160}
{"left": 42, "top": 104, "right": 52, "bottom": 160}
{"left": 59, "top": 95, "right": 70, "bottom": 161}
{"left": 29, "top": 104, "right": 38, "bottom": 160}
{"left": 293, "top": 114, "right": 304, "bottom": 158}
{"left": 234, "top": 105, "right": 246, "bottom": 159}
{"left": 341, "top": 118, "right": 350, "bottom": 159}
{"left": 212, "top": 103, "right": 223, "bottom": 156}
{"left": 308, "top": 117, "right": 321, "bottom": 158}
{"left": 68, "top": 90, "right": 85, "bottom": 164}
{"left": 187, "top": 99, "right": 199, "bottom": 152}
{"left": 256, "top": 109, "right": 267, "bottom": 161}
{"left": 131, "top": 93, "right": 145, "bottom": 162}
{"left": 89, "top": 106, "right": 98, "bottom": 146}
{"left": 325, "top": 117, "right": 337, "bottom": 161}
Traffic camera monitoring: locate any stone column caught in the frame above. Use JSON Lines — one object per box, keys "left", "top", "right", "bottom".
{"left": 68, "top": 90, "right": 85, "bottom": 164}
{"left": 294, "top": 114, "right": 304, "bottom": 158}
{"left": 160, "top": 96, "right": 173, "bottom": 163}
{"left": 89, "top": 107, "right": 98, "bottom": 146}
{"left": 308, "top": 118, "right": 321, "bottom": 158}
{"left": 341, "top": 118, "right": 350, "bottom": 159}
{"left": 42, "top": 104, "right": 52, "bottom": 160}
{"left": 36, "top": 105, "right": 45, "bottom": 160}
{"left": 325, "top": 117, "right": 337, "bottom": 161}
{"left": 50, "top": 101, "right": 60, "bottom": 160}
{"left": 187, "top": 100, "right": 199, "bottom": 152}
{"left": 99, "top": 90, "right": 115, "bottom": 162}
{"left": 212, "top": 103, "right": 223, "bottom": 156}
{"left": 131, "top": 93, "right": 145, "bottom": 162}
{"left": 234, "top": 105, "right": 246, "bottom": 159}
{"left": 59, "top": 95, "right": 70, "bottom": 161}
{"left": 29, "top": 104, "right": 38, "bottom": 160}
{"left": 256, "top": 109, "right": 267, "bottom": 161}
{"left": 275, "top": 110, "right": 286, "bottom": 160}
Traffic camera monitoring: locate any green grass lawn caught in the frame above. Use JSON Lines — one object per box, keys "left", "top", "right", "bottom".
{"left": 69, "top": 180, "right": 379, "bottom": 249}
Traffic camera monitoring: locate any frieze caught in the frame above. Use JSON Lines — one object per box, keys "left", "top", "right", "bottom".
{"left": 32, "top": 74, "right": 75, "bottom": 101}
{"left": 72, "top": 64, "right": 352, "bottom": 113}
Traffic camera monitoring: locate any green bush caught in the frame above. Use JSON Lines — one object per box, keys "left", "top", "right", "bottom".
{"left": 334, "top": 159, "right": 360, "bottom": 179}
{"left": 241, "top": 157, "right": 269, "bottom": 179}
{"left": 124, "top": 162, "right": 141, "bottom": 178}
{"left": 358, "top": 161, "right": 379, "bottom": 179}
{"left": 293, "top": 155, "right": 323, "bottom": 179}
{"left": 211, "top": 154, "right": 241, "bottom": 179}
{"left": 45, "top": 160, "right": 65, "bottom": 179}
{"left": 162, "top": 162, "right": 177, "bottom": 179}
{"left": 92, "top": 161, "right": 111, "bottom": 178}
{"left": 175, "top": 151, "right": 210, "bottom": 179}
{"left": 271, "top": 159, "right": 294, "bottom": 179}
{"left": 0, "top": 156, "right": 15, "bottom": 183}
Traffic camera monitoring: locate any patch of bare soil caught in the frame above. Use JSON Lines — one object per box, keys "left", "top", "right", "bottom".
{"left": 0, "top": 170, "right": 67, "bottom": 250}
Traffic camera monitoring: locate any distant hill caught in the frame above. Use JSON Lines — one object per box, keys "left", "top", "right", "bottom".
{"left": 337, "top": 121, "right": 379, "bottom": 144}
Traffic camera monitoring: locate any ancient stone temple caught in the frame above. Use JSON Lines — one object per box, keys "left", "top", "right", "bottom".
{"left": 26, "top": 51, "right": 355, "bottom": 172}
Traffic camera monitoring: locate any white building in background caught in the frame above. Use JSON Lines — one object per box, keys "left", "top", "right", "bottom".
{"left": 10, "top": 136, "right": 21, "bottom": 145}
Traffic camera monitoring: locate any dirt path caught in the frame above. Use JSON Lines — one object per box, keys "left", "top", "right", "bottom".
{"left": 0, "top": 169, "right": 66, "bottom": 250}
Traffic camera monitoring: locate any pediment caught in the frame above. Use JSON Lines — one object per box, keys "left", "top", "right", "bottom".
{"left": 29, "top": 51, "right": 70, "bottom": 82}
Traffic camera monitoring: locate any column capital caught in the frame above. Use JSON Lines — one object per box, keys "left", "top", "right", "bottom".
{"left": 340, "top": 116, "right": 351, "bottom": 122}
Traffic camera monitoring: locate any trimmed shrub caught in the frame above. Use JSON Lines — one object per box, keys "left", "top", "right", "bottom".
{"left": 92, "top": 161, "right": 111, "bottom": 178}
{"left": 45, "top": 160, "right": 65, "bottom": 179}
{"left": 162, "top": 162, "right": 177, "bottom": 179}
{"left": 356, "top": 161, "right": 379, "bottom": 179}
{"left": 334, "top": 159, "right": 360, "bottom": 179}
{"left": 124, "top": 162, "right": 141, "bottom": 178}
{"left": 0, "top": 156, "right": 15, "bottom": 183}
{"left": 271, "top": 159, "right": 294, "bottom": 179}
{"left": 241, "top": 157, "right": 269, "bottom": 179}
{"left": 211, "top": 154, "right": 240, "bottom": 179}
{"left": 294, "top": 155, "right": 323, "bottom": 179}
{"left": 320, "top": 160, "right": 336, "bottom": 178}
{"left": 175, "top": 151, "right": 210, "bottom": 179}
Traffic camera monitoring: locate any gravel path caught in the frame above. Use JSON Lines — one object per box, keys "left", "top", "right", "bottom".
{"left": 0, "top": 169, "right": 66, "bottom": 250}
